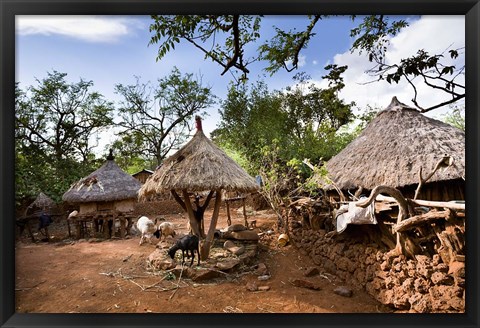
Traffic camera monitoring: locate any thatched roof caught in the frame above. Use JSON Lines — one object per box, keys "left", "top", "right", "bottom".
{"left": 28, "top": 192, "right": 56, "bottom": 210}
{"left": 62, "top": 151, "right": 142, "bottom": 203}
{"left": 324, "top": 97, "right": 465, "bottom": 190}
{"left": 139, "top": 116, "right": 259, "bottom": 200}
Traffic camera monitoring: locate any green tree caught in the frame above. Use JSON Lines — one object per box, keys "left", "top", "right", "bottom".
{"left": 114, "top": 67, "right": 216, "bottom": 167}
{"left": 213, "top": 65, "right": 355, "bottom": 174}
{"left": 149, "top": 15, "right": 464, "bottom": 112}
{"left": 15, "top": 72, "right": 114, "bottom": 203}
{"left": 443, "top": 105, "right": 465, "bottom": 131}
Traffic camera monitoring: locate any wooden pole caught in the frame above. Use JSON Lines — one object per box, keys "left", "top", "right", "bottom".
{"left": 182, "top": 190, "right": 202, "bottom": 237}
{"left": 200, "top": 189, "right": 222, "bottom": 261}
{"left": 226, "top": 200, "right": 231, "bottom": 226}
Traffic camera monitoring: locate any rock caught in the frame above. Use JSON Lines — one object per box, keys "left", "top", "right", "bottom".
{"left": 227, "top": 224, "right": 248, "bottom": 232}
{"left": 246, "top": 281, "right": 258, "bottom": 292}
{"left": 216, "top": 259, "right": 241, "bottom": 271}
{"left": 223, "top": 240, "right": 245, "bottom": 256}
{"left": 430, "top": 272, "right": 454, "bottom": 285}
{"left": 147, "top": 249, "right": 176, "bottom": 270}
{"left": 323, "top": 259, "right": 336, "bottom": 275}
{"left": 448, "top": 261, "right": 465, "bottom": 276}
{"left": 334, "top": 286, "right": 353, "bottom": 297}
{"left": 223, "top": 230, "right": 259, "bottom": 241}
{"left": 304, "top": 267, "right": 320, "bottom": 277}
{"left": 414, "top": 277, "right": 430, "bottom": 294}
{"left": 253, "top": 263, "right": 269, "bottom": 276}
{"left": 258, "top": 275, "right": 271, "bottom": 281}
{"left": 188, "top": 268, "right": 223, "bottom": 282}
{"left": 290, "top": 278, "right": 321, "bottom": 290}
{"left": 258, "top": 286, "right": 270, "bottom": 291}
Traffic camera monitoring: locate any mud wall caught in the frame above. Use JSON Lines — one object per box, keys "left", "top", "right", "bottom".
{"left": 288, "top": 222, "right": 465, "bottom": 313}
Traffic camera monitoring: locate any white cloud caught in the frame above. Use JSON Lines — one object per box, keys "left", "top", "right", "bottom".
{"left": 326, "top": 15, "right": 465, "bottom": 116}
{"left": 285, "top": 54, "right": 306, "bottom": 69}
{"left": 16, "top": 15, "right": 145, "bottom": 43}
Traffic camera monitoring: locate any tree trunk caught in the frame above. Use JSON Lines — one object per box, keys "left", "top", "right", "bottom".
{"left": 200, "top": 189, "right": 222, "bottom": 261}
{"left": 182, "top": 190, "right": 202, "bottom": 237}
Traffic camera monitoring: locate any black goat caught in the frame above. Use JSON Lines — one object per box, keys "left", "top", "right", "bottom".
{"left": 167, "top": 234, "right": 200, "bottom": 266}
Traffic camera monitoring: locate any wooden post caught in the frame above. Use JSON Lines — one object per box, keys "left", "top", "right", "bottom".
{"left": 120, "top": 217, "right": 126, "bottom": 238}
{"left": 67, "top": 219, "right": 72, "bottom": 238}
{"left": 226, "top": 200, "right": 231, "bottom": 226}
{"left": 242, "top": 198, "right": 248, "bottom": 228}
{"left": 182, "top": 190, "right": 202, "bottom": 237}
{"left": 200, "top": 189, "right": 222, "bottom": 261}
{"left": 102, "top": 218, "right": 109, "bottom": 239}
{"left": 26, "top": 220, "right": 35, "bottom": 242}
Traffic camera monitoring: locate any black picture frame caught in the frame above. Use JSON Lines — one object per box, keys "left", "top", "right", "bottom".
{"left": 1, "top": 1, "right": 479, "bottom": 327}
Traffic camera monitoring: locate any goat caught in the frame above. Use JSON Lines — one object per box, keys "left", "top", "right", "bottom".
{"left": 135, "top": 216, "right": 158, "bottom": 246}
{"left": 156, "top": 221, "right": 176, "bottom": 241}
{"left": 167, "top": 234, "right": 200, "bottom": 266}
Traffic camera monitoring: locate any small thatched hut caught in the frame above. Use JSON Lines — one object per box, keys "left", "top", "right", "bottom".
{"left": 26, "top": 192, "right": 56, "bottom": 215}
{"left": 62, "top": 150, "right": 142, "bottom": 238}
{"left": 139, "top": 116, "right": 259, "bottom": 259}
{"left": 323, "top": 97, "right": 465, "bottom": 201}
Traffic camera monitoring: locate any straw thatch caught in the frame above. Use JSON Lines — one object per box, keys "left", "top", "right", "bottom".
{"left": 62, "top": 152, "right": 142, "bottom": 203}
{"left": 139, "top": 117, "right": 259, "bottom": 200}
{"left": 28, "top": 192, "right": 56, "bottom": 210}
{"left": 324, "top": 97, "right": 465, "bottom": 191}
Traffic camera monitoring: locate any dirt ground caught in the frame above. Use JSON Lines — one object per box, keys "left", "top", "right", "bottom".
{"left": 15, "top": 203, "right": 393, "bottom": 314}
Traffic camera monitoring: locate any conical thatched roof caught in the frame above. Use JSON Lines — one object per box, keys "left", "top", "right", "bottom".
{"left": 62, "top": 151, "right": 142, "bottom": 203}
{"left": 28, "top": 192, "right": 56, "bottom": 210}
{"left": 139, "top": 116, "right": 259, "bottom": 200}
{"left": 324, "top": 97, "right": 465, "bottom": 190}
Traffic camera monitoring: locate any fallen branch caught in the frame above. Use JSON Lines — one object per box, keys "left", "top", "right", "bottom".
{"left": 393, "top": 210, "right": 449, "bottom": 233}
{"left": 373, "top": 195, "right": 464, "bottom": 211}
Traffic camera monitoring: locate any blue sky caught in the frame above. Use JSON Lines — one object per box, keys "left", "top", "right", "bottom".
{"left": 15, "top": 15, "right": 465, "bottom": 155}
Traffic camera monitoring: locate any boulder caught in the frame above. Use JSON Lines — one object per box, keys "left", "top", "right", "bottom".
{"left": 223, "top": 230, "right": 259, "bottom": 241}
{"left": 290, "top": 278, "right": 321, "bottom": 290}
{"left": 223, "top": 240, "right": 245, "bottom": 256}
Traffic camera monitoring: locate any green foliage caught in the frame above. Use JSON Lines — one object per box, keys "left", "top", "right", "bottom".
{"left": 15, "top": 72, "right": 114, "bottom": 204}
{"left": 113, "top": 67, "right": 216, "bottom": 166}
{"left": 442, "top": 105, "right": 465, "bottom": 131}
{"left": 214, "top": 64, "right": 355, "bottom": 176}
{"left": 150, "top": 15, "right": 463, "bottom": 111}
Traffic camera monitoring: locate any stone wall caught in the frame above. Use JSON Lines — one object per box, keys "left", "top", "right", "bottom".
{"left": 288, "top": 221, "right": 465, "bottom": 313}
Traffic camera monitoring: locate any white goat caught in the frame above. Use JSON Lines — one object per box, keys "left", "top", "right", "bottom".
{"left": 158, "top": 221, "right": 176, "bottom": 241}
{"left": 135, "top": 216, "right": 158, "bottom": 246}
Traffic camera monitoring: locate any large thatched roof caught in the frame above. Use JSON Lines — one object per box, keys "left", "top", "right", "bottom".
{"left": 139, "top": 116, "right": 259, "bottom": 200}
{"left": 324, "top": 97, "right": 465, "bottom": 190}
{"left": 62, "top": 151, "right": 142, "bottom": 203}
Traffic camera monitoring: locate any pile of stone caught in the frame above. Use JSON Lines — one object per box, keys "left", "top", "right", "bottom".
{"left": 288, "top": 223, "right": 465, "bottom": 313}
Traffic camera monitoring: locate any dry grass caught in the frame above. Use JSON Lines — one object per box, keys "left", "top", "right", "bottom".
{"left": 62, "top": 159, "right": 142, "bottom": 203}
{"left": 324, "top": 97, "right": 465, "bottom": 190}
{"left": 139, "top": 128, "right": 259, "bottom": 200}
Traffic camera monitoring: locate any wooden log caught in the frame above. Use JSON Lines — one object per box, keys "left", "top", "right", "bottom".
{"left": 393, "top": 211, "right": 449, "bottom": 233}
{"left": 226, "top": 200, "right": 231, "bottom": 226}
{"left": 119, "top": 217, "right": 126, "bottom": 239}
{"left": 242, "top": 199, "right": 248, "bottom": 228}
{"left": 200, "top": 189, "right": 222, "bottom": 261}
{"left": 372, "top": 195, "right": 465, "bottom": 211}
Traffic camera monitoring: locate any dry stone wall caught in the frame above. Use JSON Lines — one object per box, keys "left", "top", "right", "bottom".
{"left": 288, "top": 221, "right": 465, "bottom": 313}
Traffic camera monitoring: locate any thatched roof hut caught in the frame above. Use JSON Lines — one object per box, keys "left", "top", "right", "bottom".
{"left": 139, "top": 118, "right": 259, "bottom": 198}
{"left": 139, "top": 116, "right": 258, "bottom": 260}
{"left": 323, "top": 97, "right": 465, "bottom": 201}
{"left": 28, "top": 192, "right": 55, "bottom": 211}
{"left": 62, "top": 150, "right": 141, "bottom": 203}
{"left": 62, "top": 150, "right": 142, "bottom": 239}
